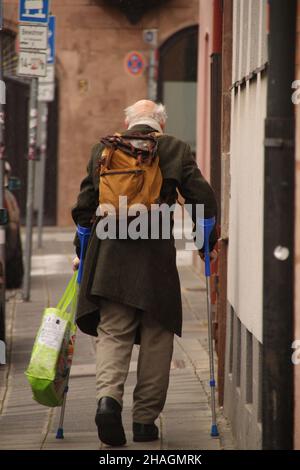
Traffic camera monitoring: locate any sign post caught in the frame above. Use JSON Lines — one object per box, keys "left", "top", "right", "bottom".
{"left": 23, "top": 77, "right": 38, "bottom": 301}
{"left": 37, "top": 15, "right": 55, "bottom": 248}
{"left": 36, "top": 101, "right": 47, "bottom": 249}
{"left": 143, "top": 29, "right": 158, "bottom": 101}
{"left": 18, "top": 0, "right": 50, "bottom": 301}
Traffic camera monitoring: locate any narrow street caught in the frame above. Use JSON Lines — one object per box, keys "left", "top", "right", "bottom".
{"left": 0, "top": 229, "right": 234, "bottom": 451}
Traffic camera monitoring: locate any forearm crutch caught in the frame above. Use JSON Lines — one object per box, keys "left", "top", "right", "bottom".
{"left": 199, "top": 217, "right": 219, "bottom": 438}
{"left": 56, "top": 225, "right": 91, "bottom": 439}
{"left": 56, "top": 375, "right": 70, "bottom": 439}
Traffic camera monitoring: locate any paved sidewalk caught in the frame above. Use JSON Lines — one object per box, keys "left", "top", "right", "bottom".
{"left": 0, "top": 229, "right": 234, "bottom": 450}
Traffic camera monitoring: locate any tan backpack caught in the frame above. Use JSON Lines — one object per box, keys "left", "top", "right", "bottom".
{"left": 98, "top": 133, "right": 163, "bottom": 216}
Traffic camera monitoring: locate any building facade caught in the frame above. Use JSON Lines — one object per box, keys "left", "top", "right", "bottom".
{"left": 197, "top": 0, "right": 300, "bottom": 450}
{"left": 224, "top": 0, "right": 268, "bottom": 449}
{"left": 3, "top": 0, "right": 199, "bottom": 225}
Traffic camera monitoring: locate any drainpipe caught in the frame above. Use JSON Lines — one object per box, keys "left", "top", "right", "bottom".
{"left": 209, "top": 0, "right": 223, "bottom": 398}
{"left": 263, "top": 0, "right": 297, "bottom": 450}
{"left": 210, "top": 0, "right": 223, "bottom": 219}
{"left": 217, "top": 0, "right": 233, "bottom": 407}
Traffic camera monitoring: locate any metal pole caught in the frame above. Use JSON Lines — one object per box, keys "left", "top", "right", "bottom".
{"left": 56, "top": 382, "right": 69, "bottom": 439}
{"left": 200, "top": 217, "right": 219, "bottom": 438}
{"left": 148, "top": 46, "right": 157, "bottom": 101}
{"left": 23, "top": 78, "right": 38, "bottom": 301}
{"left": 0, "top": 0, "right": 6, "bottom": 352}
{"left": 37, "top": 102, "right": 48, "bottom": 249}
{"left": 205, "top": 276, "right": 218, "bottom": 435}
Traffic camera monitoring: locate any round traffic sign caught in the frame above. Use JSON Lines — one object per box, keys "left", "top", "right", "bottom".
{"left": 125, "top": 51, "right": 145, "bottom": 77}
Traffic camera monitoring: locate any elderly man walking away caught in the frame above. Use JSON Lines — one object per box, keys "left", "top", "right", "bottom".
{"left": 72, "top": 100, "right": 218, "bottom": 446}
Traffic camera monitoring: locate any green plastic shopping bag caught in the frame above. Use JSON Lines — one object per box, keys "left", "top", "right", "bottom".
{"left": 25, "top": 272, "right": 78, "bottom": 407}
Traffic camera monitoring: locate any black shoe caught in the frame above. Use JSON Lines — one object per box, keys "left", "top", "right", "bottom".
{"left": 133, "top": 422, "right": 159, "bottom": 442}
{"left": 95, "top": 397, "right": 126, "bottom": 446}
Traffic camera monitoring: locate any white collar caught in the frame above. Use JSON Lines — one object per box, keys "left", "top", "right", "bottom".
{"left": 128, "top": 118, "right": 163, "bottom": 134}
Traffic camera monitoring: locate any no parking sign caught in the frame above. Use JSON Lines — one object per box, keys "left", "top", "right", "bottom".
{"left": 125, "top": 51, "right": 145, "bottom": 77}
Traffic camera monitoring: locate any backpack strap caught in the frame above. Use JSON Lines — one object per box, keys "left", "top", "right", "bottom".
{"left": 119, "top": 132, "right": 160, "bottom": 162}
{"left": 99, "top": 133, "right": 159, "bottom": 166}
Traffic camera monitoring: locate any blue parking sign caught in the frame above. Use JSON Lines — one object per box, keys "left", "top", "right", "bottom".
{"left": 47, "top": 15, "right": 56, "bottom": 64}
{"left": 19, "top": 0, "right": 50, "bottom": 24}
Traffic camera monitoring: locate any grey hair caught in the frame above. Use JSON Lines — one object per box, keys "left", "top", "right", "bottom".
{"left": 124, "top": 102, "right": 168, "bottom": 126}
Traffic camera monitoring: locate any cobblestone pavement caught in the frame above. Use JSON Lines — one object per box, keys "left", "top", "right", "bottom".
{"left": 0, "top": 229, "right": 234, "bottom": 450}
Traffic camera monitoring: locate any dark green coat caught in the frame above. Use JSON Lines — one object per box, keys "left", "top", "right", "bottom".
{"left": 72, "top": 125, "right": 218, "bottom": 337}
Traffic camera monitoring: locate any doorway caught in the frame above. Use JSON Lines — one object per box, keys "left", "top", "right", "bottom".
{"left": 158, "top": 26, "right": 199, "bottom": 152}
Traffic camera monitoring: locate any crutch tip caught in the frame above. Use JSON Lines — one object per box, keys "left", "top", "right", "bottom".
{"left": 210, "top": 424, "right": 219, "bottom": 437}
{"left": 56, "top": 428, "right": 64, "bottom": 439}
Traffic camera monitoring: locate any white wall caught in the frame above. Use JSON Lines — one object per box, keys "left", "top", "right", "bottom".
{"left": 227, "top": 0, "right": 268, "bottom": 343}
{"left": 228, "top": 76, "right": 266, "bottom": 343}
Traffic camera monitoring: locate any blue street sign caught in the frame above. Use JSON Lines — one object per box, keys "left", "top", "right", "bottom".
{"left": 47, "top": 15, "right": 56, "bottom": 64}
{"left": 19, "top": 0, "right": 50, "bottom": 24}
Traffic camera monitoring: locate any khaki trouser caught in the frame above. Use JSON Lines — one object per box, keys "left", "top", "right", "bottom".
{"left": 96, "top": 299, "right": 174, "bottom": 424}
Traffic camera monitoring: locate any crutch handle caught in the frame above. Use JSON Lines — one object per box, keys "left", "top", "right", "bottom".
{"left": 198, "top": 217, "right": 216, "bottom": 277}
{"left": 77, "top": 225, "right": 91, "bottom": 284}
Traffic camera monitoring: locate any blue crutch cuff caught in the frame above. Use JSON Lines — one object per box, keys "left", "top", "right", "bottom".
{"left": 197, "top": 217, "right": 216, "bottom": 277}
